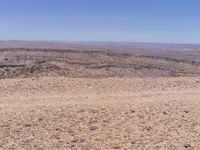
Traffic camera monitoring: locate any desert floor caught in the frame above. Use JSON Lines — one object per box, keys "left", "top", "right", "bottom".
{"left": 0, "top": 77, "right": 200, "bottom": 150}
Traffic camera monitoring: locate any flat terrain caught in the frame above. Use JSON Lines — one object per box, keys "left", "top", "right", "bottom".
{"left": 0, "top": 77, "right": 200, "bottom": 149}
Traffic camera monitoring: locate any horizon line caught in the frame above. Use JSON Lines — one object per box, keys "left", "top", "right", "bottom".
{"left": 1, "top": 39, "right": 200, "bottom": 45}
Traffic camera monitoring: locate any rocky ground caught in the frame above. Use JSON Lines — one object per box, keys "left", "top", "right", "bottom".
{"left": 0, "top": 77, "right": 200, "bottom": 149}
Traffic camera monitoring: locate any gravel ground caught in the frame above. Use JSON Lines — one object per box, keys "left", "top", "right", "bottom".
{"left": 0, "top": 77, "right": 200, "bottom": 150}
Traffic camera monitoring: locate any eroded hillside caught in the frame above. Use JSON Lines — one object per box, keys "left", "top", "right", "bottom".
{"left": 0, "top": 48, "right": 200, "bottom": 78}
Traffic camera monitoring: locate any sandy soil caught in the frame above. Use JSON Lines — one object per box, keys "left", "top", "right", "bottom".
{"left": 0, "top": 77, "right": 200, "bottom": 149}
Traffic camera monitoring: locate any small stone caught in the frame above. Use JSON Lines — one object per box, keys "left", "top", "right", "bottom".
{"left": 38, "top": 118, "right": 43, "bottom": 121}
{"left": 184, "top": 110, "right": 190, "bottom": 113}
{"left": 89, "top": 119, "right": 98, "bottom": 124}
{"left": 68, "top": 129, "right": 74, "bottom": 134}
{"left": 71, "top": 144, "right": 75, "bottom": 147}
{"left": 71, "top": 139, "right": 78, "bottom": 143}
{"left": 184, "top": 144, "right": 191, "bottom": 148}
{"left": 163, "top": 111, "right": 168, "bottom": 115}
{"left": 130, "top": 110, "right": 135, "bottom": 113}
{"left": 25, "top": 124, "right": 31, "bottom": 127}
{"left": 131, "top": 141, "right": 136, "bottom": 144}
{"left": 146, "top": 126, "right": 152, "bottom": 131}
{"left": 55, "top": 128, "right": 60, "bottom": 131}
{"left": 90, "top": 126, "right": 98, "bottom": 131}
{"left": 79, "top": 138, "right": 85, "bottom": 143}
{"left": 112, "top": 145, "right": 120, "bottom": 149}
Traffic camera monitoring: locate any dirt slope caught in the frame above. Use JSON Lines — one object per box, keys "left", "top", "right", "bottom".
{"left": 0, "top": 77, "right": 200, "bottom": 149}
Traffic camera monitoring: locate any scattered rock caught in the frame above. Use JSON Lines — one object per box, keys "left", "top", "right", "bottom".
{"left": 131, "top": 141, "right": 136, "bottom": 145}
{"left": 178, "top": 124, "right": 182, "bottom": 128}
{"left": 163, "top": 111, "right": 168, "bottom": 115}
{"left": 90, "top": 126, "right": 98, "bottom": 131}
{"left": 184, "top": 110, "right": 190, "bottom": 113}
{"left": 130, "top": 110, "right": 135, "bottom": 113}
{"left": 38, "top": 117, "right": 43, "bottom": 121}
{"left": 4, "top": 57, "right": 8, "bottom": 61}
{"left": 25, "top": 124, "right": 32, "bottom": 127}
{"left": 111, "top": 145, "right": 120, "bottom": 149}
{"left": 184, "top": 144, "right": 191, "bottom": 148}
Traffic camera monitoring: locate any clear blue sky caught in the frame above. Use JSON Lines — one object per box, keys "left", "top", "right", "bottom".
{"left": 0, "top": 0, "right": 200, "bottom": 43}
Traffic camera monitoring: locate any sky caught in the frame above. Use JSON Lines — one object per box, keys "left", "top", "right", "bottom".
{"left": 0, "top": 0, "right": 200, "bottom": 43}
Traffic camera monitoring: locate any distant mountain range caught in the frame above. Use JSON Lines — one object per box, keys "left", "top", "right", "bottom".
{"left": 0, "top": 40, "right": 200, "bottom": 50}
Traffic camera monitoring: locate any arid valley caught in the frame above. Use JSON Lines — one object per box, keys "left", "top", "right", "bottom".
{"left": 1, "top": 0, "right": 200, "bottom": 149}
{"left": 0, "top": 42, "right": 200, "bottom": 149}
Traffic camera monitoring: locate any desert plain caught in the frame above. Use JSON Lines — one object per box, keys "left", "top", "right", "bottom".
{"left": 0, "top": 42, "right": 200, "bottom": 149}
